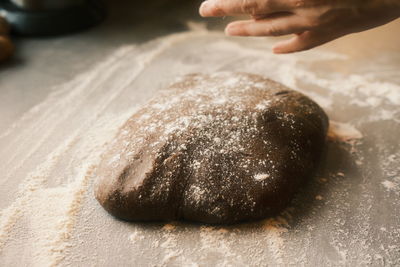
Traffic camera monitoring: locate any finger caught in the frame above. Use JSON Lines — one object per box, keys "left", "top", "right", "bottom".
{"left": 225, "top": 15, "right": 311, "bottom": 37}
{"left": 272, "top": 31, "right": 337, "bottom": 53}
{"left": 199, "top": 0, "right": 294, "bottom": 17}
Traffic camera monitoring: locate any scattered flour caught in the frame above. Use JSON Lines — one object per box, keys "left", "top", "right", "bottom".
{"left": 254, "top": 173, "right": 270, "bottom": 181}
{"left": 382, "top": 180, "right": 397, "bottom": 191}
{"left": 0, "top": 26, "right": 399, "bottom": 266}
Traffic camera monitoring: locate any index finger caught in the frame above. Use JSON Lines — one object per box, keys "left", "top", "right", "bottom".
{"left": 199, "top": 0, "right": 295, "bottom": 17}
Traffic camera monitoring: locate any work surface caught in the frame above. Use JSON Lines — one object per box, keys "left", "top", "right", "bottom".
{"left": 1, "top": 1, "right": 400, "bottom": 266}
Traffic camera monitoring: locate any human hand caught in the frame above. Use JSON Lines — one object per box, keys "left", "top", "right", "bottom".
{"left": 199, "top": 0, "right": 400, "bottom": 53}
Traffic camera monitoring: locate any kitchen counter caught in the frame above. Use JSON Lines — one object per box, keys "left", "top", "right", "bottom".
{"left": 0, "top": 1, "right": 399, "bottom": 266}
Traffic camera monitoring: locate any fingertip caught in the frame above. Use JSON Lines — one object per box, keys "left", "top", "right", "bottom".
{"left": 199, "top": 1, "right": 209, "bottom": 17}
{"left": 199, "top": 0, "right": 225, "bottom": 17}
{"left": 272, "top": 44, "right": 285, "bottom": 54}
{"left": 272, "top": 33, "right": 305, "bottom": 54}
{"left": 272, "top": 44, "right": 294, "bottom": 54}
{"left": 225, "top": 23, "right": 240, "bottom": 36}
{"left": 224, "top": 26, "right": 233, "bottom": 36}
{"left": 272, "top": 40, "right": 295, "bottom": 54}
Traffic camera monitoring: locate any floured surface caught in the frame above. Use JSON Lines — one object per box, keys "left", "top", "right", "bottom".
{"left": 1, "top": 23, "right": 400, "bottom": 266}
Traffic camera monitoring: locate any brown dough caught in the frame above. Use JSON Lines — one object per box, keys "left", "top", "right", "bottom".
{"left": 94, "top": 72, "right": 329, "bottom": 224}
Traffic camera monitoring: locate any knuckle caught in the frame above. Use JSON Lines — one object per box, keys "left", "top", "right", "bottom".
{"left": 292, "top": 0, "right": 306, "bottom": 8}
{"left": 311, "top": 6, "right": 331, "bottom": 25}
{"left": 265, "top": 25, "right": 282, "bottom": 36}
{"left": 306, "top": 17, "right": 320, "bottom": 28}
{"left": 241, "top": 0, "right": 259, "bottom": 15}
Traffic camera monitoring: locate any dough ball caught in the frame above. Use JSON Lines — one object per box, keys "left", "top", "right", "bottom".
{"left": 94, "top": 72, "right": 329, "bottom": 224}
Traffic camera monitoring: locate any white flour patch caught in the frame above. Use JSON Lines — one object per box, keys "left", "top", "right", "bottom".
{"left": 382, "top": 180, "right": 397, "bottom": 191}
{"left": 254, "top": 173, "right": 270, "bottom": 181}
{"left": 129, "top": 229, "right": 145, "bottom": 243}
{"left": 255, "top": 100, "right": 271, "bottom": 110}
{"left": 0, "top": 27, "right": 399, "bottom": 266}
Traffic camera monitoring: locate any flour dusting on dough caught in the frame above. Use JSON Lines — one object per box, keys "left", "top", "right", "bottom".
{"left": 254, "top": 173, "right": 270, "bottom": 181}
{"left": 0, "top": 27, "right": 399, "bottom": 266}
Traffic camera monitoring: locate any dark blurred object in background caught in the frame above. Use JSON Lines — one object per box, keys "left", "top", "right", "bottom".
{"left": 0, "top": 0, "right": 106, "bottom": 36}
{"left": 0, "top": 15, "right": 14, "bottom": 62}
